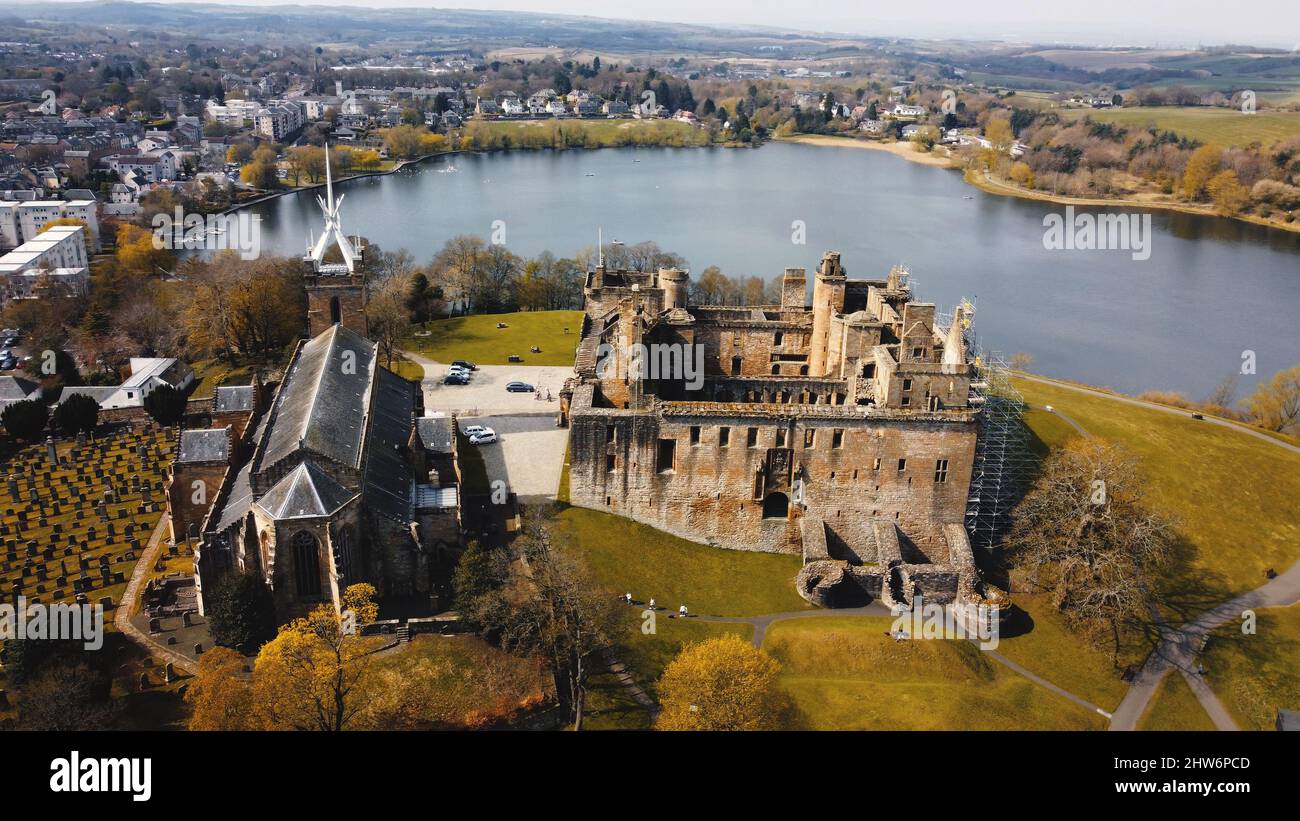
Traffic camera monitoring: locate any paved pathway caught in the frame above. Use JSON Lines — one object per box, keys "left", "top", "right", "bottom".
{"left": 1018, "top": 374, "right": 1300, "bottom": 730}
{"left": 113, "top": 518, "right": 200, "bottom": 676}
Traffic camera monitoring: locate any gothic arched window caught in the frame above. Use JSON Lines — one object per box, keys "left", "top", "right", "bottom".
{"left": 292, "top": 530, "right": 321, "bottom": 597}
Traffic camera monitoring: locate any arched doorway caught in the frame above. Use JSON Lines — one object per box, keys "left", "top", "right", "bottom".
{"left": 329, "top": 295, "right": 342, "bottom": 326}
{"left": 762, "top": 492, "right": 790, "bottom": 519}
{"left": 292, "top": 530, "right": 321, "bottom": 597}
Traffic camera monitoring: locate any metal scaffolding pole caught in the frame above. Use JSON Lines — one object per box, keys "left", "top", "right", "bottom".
{"left": 965, "top": 350, "right": 1036, "bottom": 551}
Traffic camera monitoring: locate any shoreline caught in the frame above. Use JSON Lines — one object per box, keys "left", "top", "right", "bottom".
{"left": 781, "top": 133, "right": 1300, "bottom": 235}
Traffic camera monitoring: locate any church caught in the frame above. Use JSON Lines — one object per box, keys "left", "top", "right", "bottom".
{"left": 184, "top": 147, "right": 462, "bottom": 620}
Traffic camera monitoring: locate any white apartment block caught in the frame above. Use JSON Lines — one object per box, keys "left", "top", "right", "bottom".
{"left": 0, "top": 200, "right": 101, "bottom": 251}
{"left": 206, "top": 98, "right": 260, "bottom": 126}
{"left": 255, "top": 101, "right": 306, "bottom": 141}
{"left": 0, "top": 226, "right": 90, "bottom": 300}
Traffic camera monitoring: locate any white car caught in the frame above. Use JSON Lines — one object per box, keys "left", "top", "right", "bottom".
{"left": 469, "top": 430, "right": 498, "bottom": 445}
{"left": 462, "top": 425, "right": 492, "bottom": 438}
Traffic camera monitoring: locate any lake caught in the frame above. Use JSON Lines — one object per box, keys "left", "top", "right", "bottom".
{"left": 245, "top": 141, "right": 1300, "bottom": 398}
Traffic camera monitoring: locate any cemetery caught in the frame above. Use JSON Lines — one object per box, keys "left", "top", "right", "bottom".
{"left": 0, "top": 424, "right": 177, "bottom": 708}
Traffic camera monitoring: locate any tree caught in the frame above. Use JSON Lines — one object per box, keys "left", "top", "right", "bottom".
{"left": 656, "top": 634, "right": 793, "bottom": 730}
{"left": 1244, "top": 364, "right": 1300, "bottom": 434}
{"left": 205, "top": 572, "right": 277, "bottom": 655}
{"left": 1206, "top": 169, "right": 1250, "bottom": 215}
{"left": 143, "top": 383, "right": 187, "bottom": 427}
{"left": 250, "top": 585, "right": 379, "bottom": 731}
{"left": 186, "top": 646, "right": 253, "bottom": 730}
{"left": 2, "top": 399, "right": 49, "bottom": 442}
{"left": 1182, "top": 144, "right": 1223, "bottom": 201}
{"left": 11, "top": 639, "right": 116, "bottom": 730}
{"left": 52, "top": 392, "right": 98, "bottom": 435}
{"left": 477, "top": 514, "right": 615, "bottom": 730}
{"left": 453, "top": 539, "right": 508, "bottom": 629}
{"left": 364, "top": 274, "right": 412, "bottom": 368}
{"left": 1007, "top": 438, "right": 1174, "bottom": 662}
{"left": 984, "top": 117, "right": 1013, "bottom": 153}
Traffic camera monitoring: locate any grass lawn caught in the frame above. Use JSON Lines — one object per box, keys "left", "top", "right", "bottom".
{"left": 1059, "top": 106, "right": 1300, "bottom": 147}
{"left": 1013, "top": 377, "right": 1300, "bottom": 603}
{"left": 551, "top": 505, "right": 809, "bottom": 617}
{"left": 370, "top": 634, "right": 551, "bottom": 727}
{"left": 1202, "top": 603, "right": 1300, "bottom": 730}
{"left": 464, "top": 118, "right": 711, "bottom": 150}
{"left": 1138, "top": 672, "right": 1216, "bottom": 731}
{"left": 763, "top": 617, "right": 1105, "bottom": 730}
{"left": 189, "top": 357, "right": 256, "bottom": 398}
{"left": 402, "top": 310, "right": 583, "bottom": 366}
{"left": 386, "top": 352, "right": 426, "bottom": 382}
{"left": 995, "top": 593, "right": 1131, "bottom": 711}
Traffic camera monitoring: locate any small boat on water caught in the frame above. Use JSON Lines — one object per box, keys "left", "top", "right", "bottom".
{"left": 437, "top": 164, "right": 458, "bottom": 173}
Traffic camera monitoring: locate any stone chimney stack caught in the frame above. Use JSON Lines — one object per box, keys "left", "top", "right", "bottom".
{"left": 781, "top": 267, "right": 807, "bottom": 309}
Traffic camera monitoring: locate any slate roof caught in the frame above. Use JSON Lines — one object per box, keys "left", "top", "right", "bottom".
{"left": 255, "top": 461, "right": 358, "bottom": 520}
{"left": 256, "top": 324, "right": 377, "bottom": 475}
{"left": 214, "top": 384, "right": 255, "bottom": 413}
{"left": 361, "top": 368, "right": 416, "bottom": 521}
{"left": 0, "top": 375, "right": 39, "bottom": 401}
{"left": 177, "top": 428, "right": 229, "bottom": 464}
{"left": 209, "top": 411, "right": 272, "bottom": 533}
{"left": 416, "top": 414, "right": 453, "bottom": 454}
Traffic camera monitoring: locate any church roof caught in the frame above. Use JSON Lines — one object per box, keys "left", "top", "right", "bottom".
{"left": 361, "top": 368, "right": 416, "bottom": 521}
{"left": 255, "top": 461, "right": 358, "bottom": 520}
{"left": 177, "top": 428, "right": 229, "bottom": 464}
{"left": 256, "top": 324, "right": 377, "bottom": 475}
{"left": 214, "top": 384, "right": 255, "bottom": 413}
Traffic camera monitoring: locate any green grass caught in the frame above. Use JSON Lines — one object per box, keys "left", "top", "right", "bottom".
{"left": 464, "top": 118, "right": 711, "bottom": 150}
{"left": 763, "top": 617, "right": 1104, "bottom": 730}
{"left": 402, "top": 310, "right": 583, "bottom": 366}
{"left": 1059, "top": 106, "right": 1300, "bottom": 147}
{"left": 1138, "top": 671, "right": 1216, "bottom": 731}
{"left": 189, "top": 357, "right": 256, "bottom": 398}
{"left": 387, "top": 352, "right": 426, "bottom": 382}
{"left": 1014, "top": 377, "right": 1300, "bottom": 602}
{"left": 585, "top": 615, "right": 752, "bottom": 730}
{"left": 995, "top": 593, "right": 1130, "bottom": 711}
{"left": 1203, "top": 603, "right": 1300, "bottom": 730}
{"left": 552, "top": 505, "right": 809, "bottom": 617}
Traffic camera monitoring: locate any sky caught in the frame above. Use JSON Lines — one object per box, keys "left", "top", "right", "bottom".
{"left": 123, "top": 0, "right": 1300, "bottom": 48}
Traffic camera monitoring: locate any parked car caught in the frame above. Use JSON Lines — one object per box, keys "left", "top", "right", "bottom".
{"left": 3, "top": 336, "right": 20, "bottom": 349}
{"left": 461, "top": 425, "right": 492, "bottom": 438}
{"left": 469, "top": 430, "right": 498, "bottom": 445}
{"left": 448, "top": 364, "right": 471, "bottom": 375}
{"left": 505, "top": 381, "right": 534, "bottom": 393}
{"left": 443, "top": 373, "right": 470, "bottom": 385}
{"left": 451, "top": 359, "right": 478, "bottom": 371}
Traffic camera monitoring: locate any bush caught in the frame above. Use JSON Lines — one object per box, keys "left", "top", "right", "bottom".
{"left": 143, "top": 383, "right": 187, "bottom": 426}
{"left": 205, "top": 572, "right": 277, "bottom": 655}
{"left": 52, "top": 392, "right": 98, "bottom": 435}
{"left": 1, "top": 398, "right": 49, "bottom": 442}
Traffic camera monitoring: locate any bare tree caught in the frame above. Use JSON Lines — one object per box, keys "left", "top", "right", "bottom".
{"left": 482, "top": 511, "right": 615, "bottom": 730}
{"left": 1007, "top": 437, "right": 1175, "bottom": 663}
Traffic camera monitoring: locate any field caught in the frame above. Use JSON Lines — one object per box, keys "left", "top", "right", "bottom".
{"left": 1138, "top": 672, "right": 1216, "bottom": 731}
{"left": 463, "top": 118, "right": 711, "bottom": 150}
{"left": 401, "top": 310, "right": 583, "bottom": 366}
{"left": 551, "top": 504, "right": 809, "bottom": 618}
{"left": 1014, "top": 376, "right": 1300, "bottom": 730}
{"left": 1203, "top": 604, "right": 1300, "bottom": 730}
{"left": 763, "top": 617, "right": 1105, "bottom": 730}
{"left": 1059, "top": 106, "right": 1300, "bottom": 147}
{"left": 1013, "top": 377, "right": 1300, "bottom": 601}
{"left": 994, "top": 593, "right": 1131, "bottom": 711}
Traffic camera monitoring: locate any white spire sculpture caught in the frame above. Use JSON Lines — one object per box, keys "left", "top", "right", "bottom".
{"left": 306, "top": 143, "right": 358, "bottom": 273}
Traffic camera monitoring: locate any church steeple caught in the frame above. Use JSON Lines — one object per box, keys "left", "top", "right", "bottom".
{"left": 303, "top": 142, "right": 367, "bottom": 338}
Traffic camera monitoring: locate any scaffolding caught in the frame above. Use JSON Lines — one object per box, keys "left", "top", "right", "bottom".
{"left": 964, "top": 350, "right": 1036, "bottom": 551}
